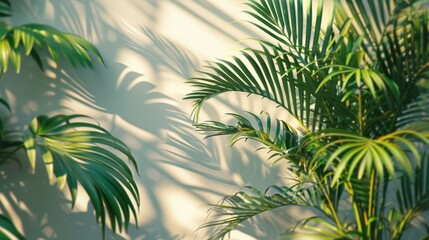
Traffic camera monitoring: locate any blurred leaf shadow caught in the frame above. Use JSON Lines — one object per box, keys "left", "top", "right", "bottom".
{"left": 126, "top": 26, "right": 200, "bottom": 80}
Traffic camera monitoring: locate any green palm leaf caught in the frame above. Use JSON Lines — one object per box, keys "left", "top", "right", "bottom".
{"left": 23, "top": 114, "right": 139, "bottom": 237}
{"left": 0, "top": 22, "right": 104, "bottom": 74}
{"left": 393, "top": 154, "right": 429, "bottom": 239}
{"left": 0, "top": 98, "right": 22, "bottom": 164}
{"left": 282, "top": 216, "right": 356, "bottom": 240}
{"left": 196, "top": 112, "right": 300, "bottom": 163}
{"left": 200, "top": 185, "right": 315, "bottom": 240}
{"left": 186, "top": 46, "right": 316, "bottom": 132}
{"left": 0, "top": 214, "right": 25, "bottom": 240}
{"left": 202, "top": 184, "right": 350, "bottom": 240}
{"left": 0, "top": 0, "right": 10, "bottom": 17}
{"left": 396, "top": 93, "right": 429, "bottom": 130}
{"left": 245, "top": 0, "right": 335, "bottom": 58}
{"left": 314, "top": 129, "right": 429, "bottom": 184}
{"left": 378, "top": 8, "right": 429, "bottom": 130}
{"left": 186, "top": 0, "right": 343, "bottom": 133}
{"left": 377, "top": 4, "right": 429, "bottom": 83}
{"left": 0, "top": 133, "right": 22, "bottom": 164}
{"left": 334, "top": 0, "right": 422, "bottom": 61}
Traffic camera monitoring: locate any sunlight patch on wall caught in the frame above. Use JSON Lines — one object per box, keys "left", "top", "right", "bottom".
{"left": 116, "top": 48, "right": 157, "bottom": 85}
{"left": 158, "top": 1, "right": 243, "bottom": 60}
{"left": 158, "top": 186, "right": 206, "bottom": 237}
{"left": 21, "top": 100, "right": 40, "bottom": 115}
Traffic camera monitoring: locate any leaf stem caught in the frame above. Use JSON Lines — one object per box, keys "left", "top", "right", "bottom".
{"left": 367, "top": 170, "right": 377, "bottom": 239}
{"left": 316, "top": 173, "right": 344, "bottom": 235}
{"left": 345, "top": 181, "right": 364, "bottom": 239}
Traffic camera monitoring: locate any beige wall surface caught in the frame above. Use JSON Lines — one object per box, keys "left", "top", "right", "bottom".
{"left": 0, "top": 1, "right": 293, "bottom": 239}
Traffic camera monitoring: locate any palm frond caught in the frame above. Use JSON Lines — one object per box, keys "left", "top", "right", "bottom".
{"left": 0, "top": 0, "right": 10, "bottom": 17}
{"left": 317, "top": 64, "right": 398, "bottom": 101}
{"left": 186, "top": 0, "right": 344, "bottom": 133}
{"left": 313, "top": 129, "right": 429, "bottom": 184}
{"left": 0, "top": 133, "right": 22, "bottom": 165}
{"left": 0, "top": 98, "right": 22, "bottom": 164}
{"left": 377, "top": 4, "right": 429, "bottom": 82}
{"left": 378, "top": 8, "right": 429, "bottom": 131}
{"left": 186, "top": 45, "right": 320, "bottom": 131}
{"left": 0, "top": 214, "right": 25, "bottom": 240}
{"left": 0, "top": 22, "right": 104, "bottom": 74}
{"left": 396, "top": 92, "right": 429, "bottom": 129}
{"left": 282, "top": 216, "right": 356, "bottom": 240}
{"left": 245, "top": 0, "right": 334, "bottom": 58}
{"left": 199, "top": 185, "right": 315, "bottom": 240}
{"left": 23, "top": 114, "right": 139, "bottom": 236}
{"left": 394, "top": 153, "right": 429, "bottom": 239}
{"left": 334, "top": 0, "right": 423, "bottom": 61}
{"left": 196, "top": 112, "right": 300, "bottom": 163}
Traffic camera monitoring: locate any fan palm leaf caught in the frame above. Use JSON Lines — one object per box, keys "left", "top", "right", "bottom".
{"left": 196, "top": 112, "right": 300, "bottom": 163}
{"left": 23, "top": 115, "right": 139, "bottom": 236}
{"left": 311, "top": 129, "right": 429, "bottom": 183}
{"left": 0, "top": 22, "right": 104, "bottom": 74}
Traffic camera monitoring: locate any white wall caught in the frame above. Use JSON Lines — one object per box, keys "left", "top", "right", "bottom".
{"left": 0, "top": 1, "right": 290, "bottom": 239}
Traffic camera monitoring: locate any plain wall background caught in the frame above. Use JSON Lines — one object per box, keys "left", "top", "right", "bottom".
{"left": 0, "top": 0, "right": 295, "bottom": 239}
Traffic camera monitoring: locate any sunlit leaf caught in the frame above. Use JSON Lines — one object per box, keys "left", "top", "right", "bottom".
{"left": 0, "top": 22, "right": 104, "bottom": 74}
{"left": 23, "top": 114, "right": 139, "bottom": 236}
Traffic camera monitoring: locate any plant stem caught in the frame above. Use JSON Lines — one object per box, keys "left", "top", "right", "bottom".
{"left": 377, "top": 176, "right": 389, "bottom": 240}
{"left": 367, "top": 170, "right": 377, "bottom": 239}
{"left": 358, "top": 87, "right": 364, "bottom": 136}
{"left": 316, "top": 173, "right": 344, "bottom": 234}
{"left": 345, "top": 181, "right": 365, "bottom": 239}
{"left": 392, "top": 211, "right": 413, "bottom": 240}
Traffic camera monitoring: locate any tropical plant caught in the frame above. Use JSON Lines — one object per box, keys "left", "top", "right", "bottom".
{"left": 0, "top": 0, "right": 139, "bottom": 239}
{"left": 187, "top": 0, "right": 429, "bottom": 239}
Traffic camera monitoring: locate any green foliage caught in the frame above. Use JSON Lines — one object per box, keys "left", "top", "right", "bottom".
{"left": 0, "top": 214, "right": 24, "bottom": 240}
{"left": 199, "top": 186, "right": 308, "bottom": 240}
{"left": 0, "top": 22, "right": 105, "bottom": 74}
{"left": 0, "top": 0, "right": 11, "bottom": 17}
{"left": 196, "top": 112, "right": 299, "bottom": 162}
{"left": 0, "top": 1, "right": 138, "bottom": 239}
{"left": 23, "top": 115, "right": 140, "bottom": 236}
{"left": 188, "top": 0, "right": 429, "bottom": 239}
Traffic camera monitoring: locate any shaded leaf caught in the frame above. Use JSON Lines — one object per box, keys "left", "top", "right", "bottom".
{"left": 0, "top": 214, "right": 25, "bottom": 240}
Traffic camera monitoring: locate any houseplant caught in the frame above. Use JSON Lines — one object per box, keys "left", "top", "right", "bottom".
{"left": 0, "top": 0, "right": 139, "bottom": 238}
{"left": 187, "top": 0, "right": 429, "bottom": 239}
